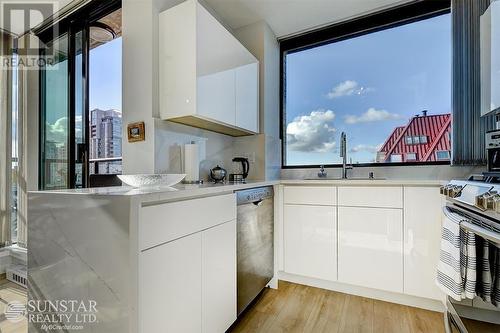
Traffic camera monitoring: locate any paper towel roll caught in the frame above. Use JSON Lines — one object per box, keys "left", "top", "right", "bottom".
{"left": 184, "top": 142, "right": 200, "bottom": 182}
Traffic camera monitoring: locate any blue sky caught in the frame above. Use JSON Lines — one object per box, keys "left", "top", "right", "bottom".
{"left": 90, "top": 37, "right": 122, "bottom": 111}
{"left": 285, "top": 14, "right": 451, "bottom": 166}
{"left": 43, "top": 37, "right": 122, "bottom": 146}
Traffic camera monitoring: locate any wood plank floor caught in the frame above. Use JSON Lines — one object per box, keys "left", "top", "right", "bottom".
{"left": 230, "top": 281, "right": 446, "bottom": 333}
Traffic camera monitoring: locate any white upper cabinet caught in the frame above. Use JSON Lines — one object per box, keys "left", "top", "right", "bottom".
{"left": 235, "top": 63, "right": 259, "bottom": 133}
{"left": 159, "top": 0, "right": 259, "bottom": 136}
{"left": 198, "top": 69, "right": 236, "bottom": 125}
{"left": 481, "top": 1, "right": 500, "bottom": 116}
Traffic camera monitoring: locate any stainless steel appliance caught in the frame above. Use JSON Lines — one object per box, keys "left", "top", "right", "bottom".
{"left": 441, "top": 178, "right": 500, "bottom": 333}
{"left": 230, "top": 157, "right": 250, "bottom": 183}
{"left": 236, "top": 186, "right": 274, "bottom": 315}
{"left": 486, "top": 130, "right": 500, "bottom": 173}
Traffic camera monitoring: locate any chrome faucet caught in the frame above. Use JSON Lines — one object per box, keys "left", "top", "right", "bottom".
{"left": 318, "top": 165, "right": 327, "bottom": 178}
{"left": 340, "top": 132, "right": 353, "bottom": 179}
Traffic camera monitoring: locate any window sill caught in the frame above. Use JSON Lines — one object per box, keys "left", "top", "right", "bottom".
{"left": 9, "top": 244, "right": 27, "bottom": 253}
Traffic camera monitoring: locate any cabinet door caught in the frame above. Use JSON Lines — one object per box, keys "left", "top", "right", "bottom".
{"left": 202, "top": 220, "right": 237, "bottom": 333}
{"left": 197, "top": 69, "right": 235, "bottom": 125}
{"left": 235, "top": 63, "right": 258, "bottom": 132}
{"left": 338, "top": 207, "right": 403, "bottom": 293}
{"left": 140, "top": 233, "right": 202, "bottom": 333}
{"left": 284, "top": 204, "right": 336, "bottom": 281}
{"left": 404, "top": 187, "right": 443, "bottom": 300}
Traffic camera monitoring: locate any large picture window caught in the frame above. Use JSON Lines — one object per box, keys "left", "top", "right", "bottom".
{"left": 281, "top": 1, "right": 451, "bottom": 167}
{"left": 38, "top": 1, "right": 121, "bottom": 189}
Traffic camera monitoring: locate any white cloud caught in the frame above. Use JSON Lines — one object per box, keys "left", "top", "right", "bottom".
{"left": 350, "top": 143, "right": 383, "bottom": 153}
{"left": 46, "top": 117, "right": 68, "bottom": 143}
{"left": 45, "top": 116, "right": 83, "bottom": 144}
{"left": 344, "top": 108, "right": 401, "bottom": 124}
{"left": 287, "top": 109, "right": 337, "bottom": 153}
{"left": 326, "top": 80, "right": 373, "bottom": 99}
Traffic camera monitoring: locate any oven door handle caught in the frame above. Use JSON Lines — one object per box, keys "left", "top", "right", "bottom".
{"left": 442, "top": 205, "right": 462, "bottom": 221}
{"left": 443, "top": 205, "right": 500, "bottom": 245}
{"left": 461, "top": 221, "right": 500, "bottom": 245}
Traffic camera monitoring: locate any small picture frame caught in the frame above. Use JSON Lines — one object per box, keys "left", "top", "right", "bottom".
{"left": 127, "top": 122, "right": 145, "bottom": 142}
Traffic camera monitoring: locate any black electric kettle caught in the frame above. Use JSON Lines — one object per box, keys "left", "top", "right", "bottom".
{"left": 229, "top": 157, "right": 249, "bottom": 182}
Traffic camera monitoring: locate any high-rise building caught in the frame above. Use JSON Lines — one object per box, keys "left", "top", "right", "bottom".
{"left": 90, "top": 109, "right": 122, "bottom": 174}
{"left": 90, "top": 108, "right": 122, "bottom": 159}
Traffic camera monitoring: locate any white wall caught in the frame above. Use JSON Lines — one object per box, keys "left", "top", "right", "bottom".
{"left": 235, "top": 21, "right": 281, "bottom": 180}
{"left": 122, "top": 0, "right": 157, "bottom": 173}
{"left": 154, "top": 119, "right": 235, "bottom": 180}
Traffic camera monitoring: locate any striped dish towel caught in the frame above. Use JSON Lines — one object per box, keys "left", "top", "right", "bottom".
{"left": 493, "top": 245, "right": 500, "bottom": 307}
{"left": 476, "top": 237, "right": 500, "bottom": 308}
{"left": 436, "top": 207, "right": 477, "bottom": 300}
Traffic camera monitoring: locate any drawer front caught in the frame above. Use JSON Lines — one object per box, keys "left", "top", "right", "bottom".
{"left": 140, "top": 193, "right": 236, "bottom": 250}
{"left": 283, "top": 186, "right": 336, "bottom": 206}
{"left": 338, "top": 186, "right": 402, "bottom": 208}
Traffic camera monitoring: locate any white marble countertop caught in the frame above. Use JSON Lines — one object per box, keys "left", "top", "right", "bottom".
{"left": 30, "top": 178, "right": 447, "bottom": 203}
{"left": 29, "top": 180, "right": 280, "bottom": 202}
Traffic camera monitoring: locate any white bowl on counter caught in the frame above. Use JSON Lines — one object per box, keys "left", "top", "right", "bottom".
{"left": 117, "top": 174, "right": 186, "bottom": 188}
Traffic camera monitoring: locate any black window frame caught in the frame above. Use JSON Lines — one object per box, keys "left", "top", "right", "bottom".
{"left": 38, "top": 0, "right": 121, "bottom": 189}
{"left": 280, "top": 0, "right": 451, "bottom": 169}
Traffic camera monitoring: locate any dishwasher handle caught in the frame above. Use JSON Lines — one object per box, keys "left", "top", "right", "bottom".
{"left": 236, "top": 186, "right": 274, "bottom": 205}
{"left": 252, "top": 199, "right": 263, "bottom": 206}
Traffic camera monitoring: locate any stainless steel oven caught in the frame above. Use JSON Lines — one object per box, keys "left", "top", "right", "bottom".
{"left": 486, "top": 130, "right": 500, "bottom": 172}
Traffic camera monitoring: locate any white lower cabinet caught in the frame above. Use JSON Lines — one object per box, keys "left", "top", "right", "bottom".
{"left": 281, "top": 185, "right": 444, "bottom": 303}
{"left": 338, "top": 206, "right": 403, "bottom": 293}
{"left": 140, "top": 219, "right": 236, "bottom": 333}
{"left": 404, "top": 187, "right": 443, "bottom": 300}
{"left": 140, "top": 232, "right": 202, "bottom": 333}
{"left": 284, "top": 204, "right": 337, "bottom": 281}
{"left": 202, "top": 221, "right": 237, "bottom": 333}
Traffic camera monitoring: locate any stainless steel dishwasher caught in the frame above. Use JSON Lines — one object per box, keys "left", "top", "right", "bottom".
{"left": 236, "top": 186, "right": 274, "bottom": 315}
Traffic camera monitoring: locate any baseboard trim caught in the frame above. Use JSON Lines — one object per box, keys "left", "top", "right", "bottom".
{"left": 278, "top": 271, "right": 445, "bottom": 313}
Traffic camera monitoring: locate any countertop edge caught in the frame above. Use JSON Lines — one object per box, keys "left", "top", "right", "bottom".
{"left": 28, "top": 179, "right": 447, "bottom": 201}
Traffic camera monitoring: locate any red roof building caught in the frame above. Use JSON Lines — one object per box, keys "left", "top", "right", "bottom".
{"left": 377, "top": 112, "right": 451, "bottom": 163}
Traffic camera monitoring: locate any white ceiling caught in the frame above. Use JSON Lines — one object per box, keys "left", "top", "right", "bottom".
{"left": 204, "top": 0, "right": 415, "bottom": 38}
